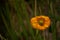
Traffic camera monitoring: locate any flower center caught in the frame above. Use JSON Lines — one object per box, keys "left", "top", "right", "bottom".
{"left": 39, "top": 19, "right": 44, "bottom": 26}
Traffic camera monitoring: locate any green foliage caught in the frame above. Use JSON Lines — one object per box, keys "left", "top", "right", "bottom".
{"left": 0, "top": 0, "right": 60, "bottom": 40}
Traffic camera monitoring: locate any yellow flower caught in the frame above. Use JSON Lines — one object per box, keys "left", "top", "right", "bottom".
{"left": 31, "top": 15, "right": 51, "bottom": 30}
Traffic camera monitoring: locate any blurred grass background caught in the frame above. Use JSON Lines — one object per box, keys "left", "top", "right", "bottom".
{"left": 0, "top": 0, "right": 60, "bottom": 40}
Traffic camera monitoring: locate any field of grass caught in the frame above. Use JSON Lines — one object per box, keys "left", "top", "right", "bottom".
{"left": 0, "top": 0, "right": 60, "bottom": 40}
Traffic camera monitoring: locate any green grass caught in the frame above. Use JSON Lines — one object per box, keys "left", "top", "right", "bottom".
{"left": 0, "top": 0, "right": 60, "bottom": 40}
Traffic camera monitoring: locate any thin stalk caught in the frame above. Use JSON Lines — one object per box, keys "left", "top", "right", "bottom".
{"left": 43, "top": 31, "right": 46, "bottom": 40}
{"left": 14, "top": 0, "right": 29, "bottom": 40}
{"left": 47, "top": 29, "right": 49, "bottom": 40}
{"left": 34, "top": 0, "right": 45, "bottom": 40}
{"left": 49, "top": 1, "right": 56, "bottom": 40}
{"left": 35, "top": 0, "right": 37, "bottom": 16}
{"left": 34, "top": 0, "right": 39, "bottom": 40}
{"left": 2, "top": 3, "right": 18, "bottom": 40}
{"left": 0, "top": 34, "right": 6, "bottom": 40}
{"left": 51, "top": 21, "right": 57, "bottom": 40}
{"left": 19, "top": 0, "right": 34, "bottom": 37}
{"left": 39, "top": 6, "right": 43, "bottom": 15}
{"left": 1, "top": 13, "right": 18, "bottom": 40}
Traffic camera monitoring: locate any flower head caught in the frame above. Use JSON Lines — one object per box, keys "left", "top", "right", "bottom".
{"left": 31, "top": 15, "right": 51, "bottom": 30}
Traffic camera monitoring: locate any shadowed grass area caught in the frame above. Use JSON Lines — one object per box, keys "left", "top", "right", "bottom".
{"left": 0, "top": 0, "right": 60, "bottom": 40}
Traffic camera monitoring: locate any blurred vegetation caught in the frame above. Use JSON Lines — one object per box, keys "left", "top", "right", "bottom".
{"left": 0, "top": 0, "right": 60, "bottom": 40}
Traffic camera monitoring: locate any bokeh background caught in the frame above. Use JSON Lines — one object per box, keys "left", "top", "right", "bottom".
{"left": 0, "top": 0, "right": 60, "bottom": 40}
